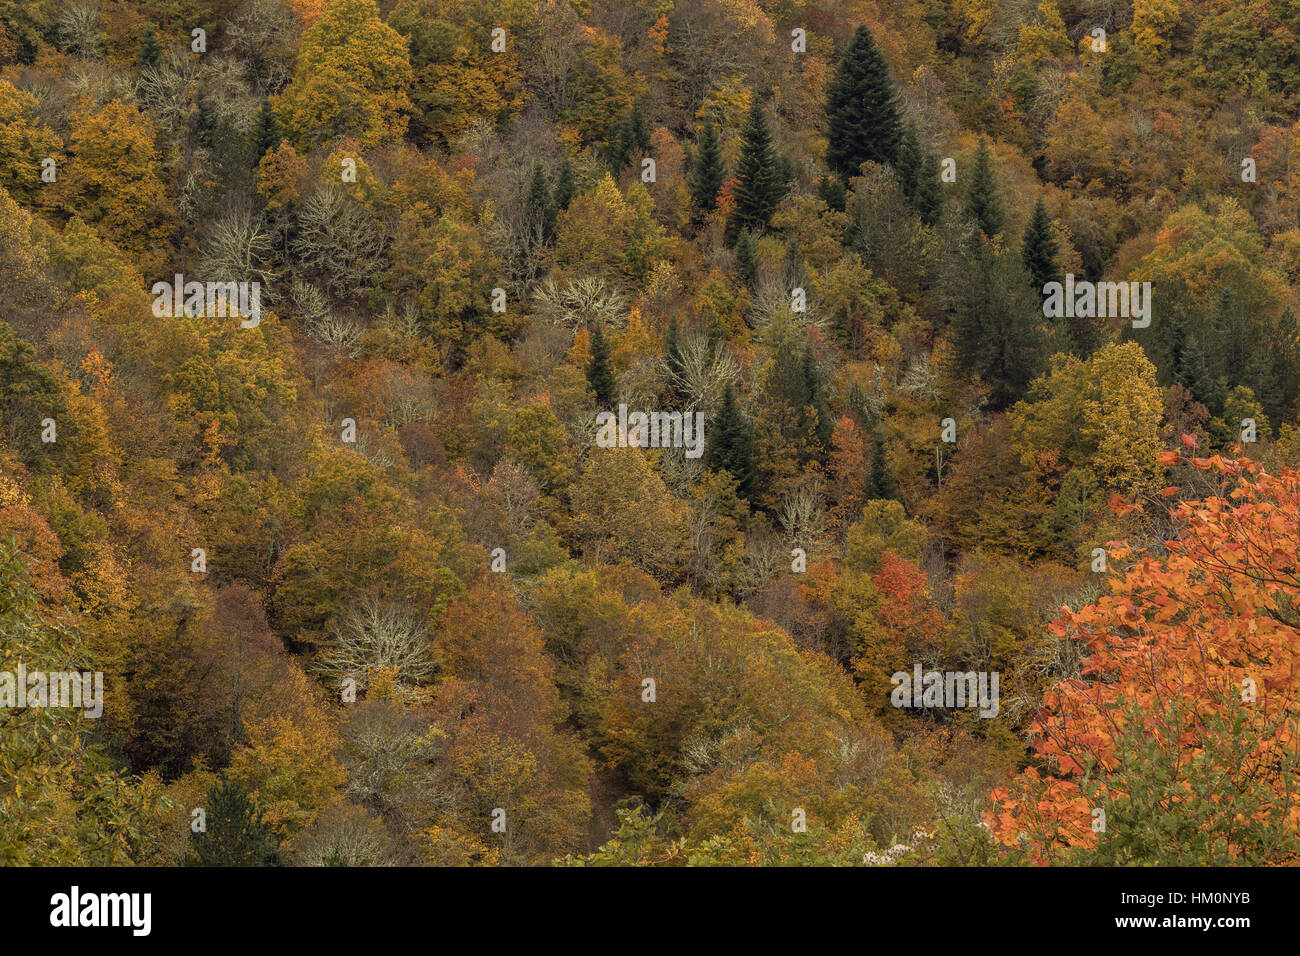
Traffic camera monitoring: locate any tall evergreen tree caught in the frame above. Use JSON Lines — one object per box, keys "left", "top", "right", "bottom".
{"left": 734, "top": 228, "right": 758, "bottom": 288}
{"left": 801, "top": 346, "right": 833, "bottom": 452}
{"left": 137, "top": 23, "right": 161, "bottom": 71}
{"left": 947, "top": 232, "right": 1043, "bottom": 408}
{"left": 525, "top": 161, "right": 557, "bottom": 243}
{"left": 966, "top": 137, "right": 1004, "bottom": 237}
{"left": 689, "top": 115, "right": 725, "bottom": 225}
{"left": 554, "top": 158, "right": 576, "bottom": 210}
{"left": 1066, "top": 298, "right": 1101, "bottom": 358}
{"left": 185, "top": 780, "right": 285, "bottom": 867}
{"left": 867, "top": 429, "right": 898, "bottom": 500}
{"left": 825, "top": 25, "right": 902, "bottom": 179}
{"left": 728, "top": 101, "right": 783, "bottom": 241}
{"left": 896, "top": 125, "right": 921, "bottom": 203}
{"left": 611, "top": 102, "right": 650, "bottom": 172}
{"left": 586, "top": 321, "right": 616, "bottom": 406}
{"left": 250, "top": 99, "right": 281, "bottom": 166}
{"left": 705, "top": 382, "right": 755, "bottom": 500}
{"left": 1022, "top": 198, "right": 1059, "bottom": 294}
{"left": 195, "top": 90, "right": 217, "bottom": 150}
{"left": 784, "top": 237, "right": 805, "bottom": 288}
{"left": 914, "top": 149, "right": 943, "bottom": 226}
{"left": 818, "top": 174, "right": 847, "bottom": 212}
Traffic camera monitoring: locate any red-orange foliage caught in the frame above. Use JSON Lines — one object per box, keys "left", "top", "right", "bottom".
{"left": 988, "top": 451, "right": 1300, "bottom": 861}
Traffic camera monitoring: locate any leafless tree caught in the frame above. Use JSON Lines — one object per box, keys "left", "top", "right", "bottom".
{"left": 314, "top": 595, "right": 436, "bottom": 692}
{"left": 292, "top": 186, "right": 387, "bottom": 299}
{"left": 533, "top": 275, "right": 627, "bottom": 332}
{"left": 56, "top": 1, "right": 102, "bottom": 59}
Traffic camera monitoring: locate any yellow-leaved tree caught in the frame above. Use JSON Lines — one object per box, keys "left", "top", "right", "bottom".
{"left": 276, "top": 0, "right": 414, "bottom": 149}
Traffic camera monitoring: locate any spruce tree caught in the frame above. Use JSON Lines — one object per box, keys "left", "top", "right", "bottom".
{"left": 612, "top": 103, "right": 650, "bottom": 172}
{"left": 250, "top": 99, "right": 281, "bottom": 166}
{"left": 800, "top": 345, "right": 833, "bottom": 452}
{"left": 705, "top": 382, "right": 755, "bottom": 500}
{"left": 195, "top": 90, "right": 217, "bottom": 150}
{"left": 689, "top": 115, "right": 725, "bottom": 224}
{"left": 1022, "top": 198, "right": 1059, "bottom": 295}
{"left": 1180, "top": 338, "right": 1224, "bottom": 415}
{"left": 586, "top": 321, "right": 616, "bottom": 407}
{"left": 818, "top": 174, "right": 847, "bottom": 212}
{"left": 137, "top": 23, "right": 161, "bottom": 71}
{"left": 825, "top": 25, "right": 902, "bottom": 179}
{"left": 728, "top": 101, "right": 783, "bottom": 240}
{"left": 896, "top": 125, "right": 921, "bottom": 203}
{"left": 868, "top": 429, "right": 897, "bottom": 500}
{"left": 913, "top": 149, "right": 942, "bottom": 226}
{"left": 948, "top": 232, "right": 1044, "bottom": 408}
{"left": 186, "top": 780, "right": 285, "bottom": 867}
{"left": 734, "top": 228, "right": 758, "bottom": 288}
{"left": 525, "top": 161, "right": 557, "bottom": 243}
{"left": 554, "top": 158, "right": 576, "bottom": 210}
{"left": 966, "top": 137, "right": 1004, "bottom": 237}
{"left": 784, "top": 237, "right": 805, "bottom": 288}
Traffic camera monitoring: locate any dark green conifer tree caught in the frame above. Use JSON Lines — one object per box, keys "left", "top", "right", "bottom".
{"left": 965, "top": 137, "right": 1004, "bottom": 238}
{"left": 250, "top": 99, "right": 281, "bottom": 166}
{"left": 735, "top": 228, "right": 758, "bottom": 289}
{"left": 825, "top": 25, "right": 902, "bottom": 179}
{"left": 136, "top": 23, "right": 161, "bottom": 71}
{"left": 867, "top": 429, "right": 898, "bottom": 500}
{"left": 185, "top": 780, "right": 285, "bottom": 867}
{"left": 728, "top": 101, "right": 783, "bottom": 240}
{"left": 705, "top": 382, "right": 755, "bottom": 500}
{"left": 586, "top": 321, "right": 616, "bottom": 407}
{"left": 554, "top": 158, "right": 576, "bottom": 210}
{"left": 1022, "top": 198, "right": 1059, "bottom": 294}
{"left": 914, "top": 149, "right": 943, "bottom": 226}
{"left": 525, "top": 161, "right": 557, "bottom": 244}
{"left": 689, "top": 115, "right": 725, "bottom": 225}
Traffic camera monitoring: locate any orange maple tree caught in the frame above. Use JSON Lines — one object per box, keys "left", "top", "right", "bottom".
{"left": 987, "top": 445, "right": 1300, "bottom": 863}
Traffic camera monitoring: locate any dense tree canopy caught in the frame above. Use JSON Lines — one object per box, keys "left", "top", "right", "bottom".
{"left": 0, "top": 0, "right": 1297, "bottom": 870}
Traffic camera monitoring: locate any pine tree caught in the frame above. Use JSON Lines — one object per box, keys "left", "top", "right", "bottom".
{"left": 554, "top": 158, "right": 576, "bottom": 210}
{"left": 705, "top": 382, "right": 755, "bottom": 500}
{"left": 137, "top": 23, "right": 161, "bottom": 71}
{"left": 586, "top": 321, "right": 616, "bottom": 406}
{"left": 1067, "top": 303, "right": 1101, "bottom": 358}
{"left": 735, "top": 228, "right": 758, "bottom": 288}
{"left": 689, "top": 115, "right": 725, "bottom": 225}
{"left": 1180, "top": 338, "right": 1224, "bottom": 416}
{"left": 525, "top": 161, "right": 557, "bottom": 244}
{"left": 868, "top": 430, "right": 897, "bottom": 500}
{"left": 914, "top": 149, "right": 942, "bottom": 226}
{"left": 612, "top": 102, "right": 650, "bottom": 172}
{"left": 896, "top": 125, "right": 921, "bottom": 203}
{"left": 825, "top": 25, "right": 902, "bottom": 179}
{"left": 1022, "top": 198, "right": 1059, "bottom": 294}
{"left": 185, "top": 780, "right": 285, "bottom": 867}
{"left": 1167, "top": 308, "right": 1187, "bottom": 383}
{"left": 948, "top": 232, "right": 1044, "bottom": 408}
{"left": 966, "top": 137, "right": 1004, "bottom": 237}
{"left": 728, "top": 101, "right": 783, "bottom": 240}
{"left": 818, "top": 174, "right": 847, "bottom": 212}
{"left": 196, "top": 90, "right": 217, "bottom": 150}
{"left": 250, "top": 99, "right": 281, "bottom": 166}
{"left": 801, "top": 345, "right": 833, "bottom": 452}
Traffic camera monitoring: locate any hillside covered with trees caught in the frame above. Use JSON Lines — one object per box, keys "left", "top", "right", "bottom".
{"left": 1, "top": 0, "right": 1298, "bottom": 866}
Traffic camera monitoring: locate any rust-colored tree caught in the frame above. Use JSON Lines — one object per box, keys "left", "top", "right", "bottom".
{"left": 988, "top": 446, "right": 1300, "bottom": 864}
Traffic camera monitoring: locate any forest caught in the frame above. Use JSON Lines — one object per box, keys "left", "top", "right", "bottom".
{"left": 1, "top": 0, "right": 1298, "bottom": 867}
